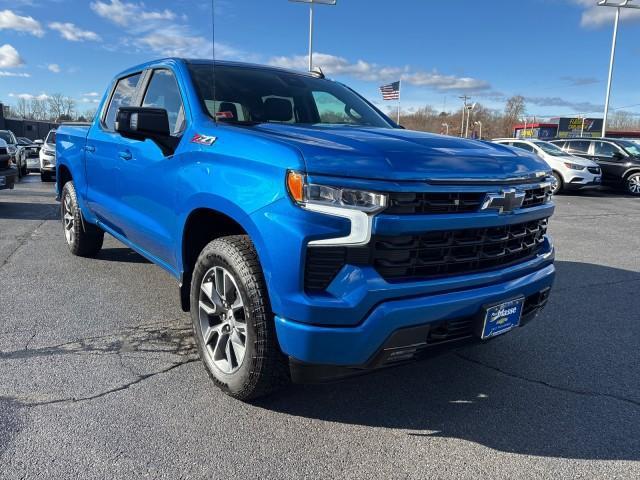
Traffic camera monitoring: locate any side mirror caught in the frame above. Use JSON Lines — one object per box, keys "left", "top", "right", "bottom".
{"left": 115, "top": 107, "right": 178, "bottom": 156}
{"left": 612, "top": 151, "right": 625, "bottom": 161}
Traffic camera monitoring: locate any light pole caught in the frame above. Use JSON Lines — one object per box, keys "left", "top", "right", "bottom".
{"left": 474, "top": 121, "right": 483, "bottom": 139}
{"left": 441, "top": 123, "right": 449, "bottom": 135}
{"left": 459, "top": 95, "right": 470, "bottom": 137}
{"left": 598, "top": 0, "right": 640, "bottom": 137}
{"left": 465, "top": 103, "right": 476, "bottom": 138}
{"left": 289, "top": 0, "right": 337, "bottom": 72}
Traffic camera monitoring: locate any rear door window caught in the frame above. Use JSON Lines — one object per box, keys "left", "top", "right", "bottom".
{"left": 565, "top": 140, "right": 590, "bottom": 154}
{"left": 512, "top": 142, "right": 534, "bottom": 152}
{"left": 103, "top": 73, "right": 142, "bottom": 130}
{"left": 593, "top": 141, "right": 620, "bottom": 158}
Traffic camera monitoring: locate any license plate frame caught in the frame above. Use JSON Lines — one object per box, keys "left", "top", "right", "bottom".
{"left": 479, "top": 297, "right": 525, "bottom": 339}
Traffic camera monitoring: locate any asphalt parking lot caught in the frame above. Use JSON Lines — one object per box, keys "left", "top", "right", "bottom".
{"left": 1, "top": 175, "right": 639, "bottom": 479}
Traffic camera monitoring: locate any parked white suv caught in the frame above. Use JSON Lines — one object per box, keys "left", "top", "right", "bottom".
{"left": 492, "top": 139, "right": 601, "bottom": 194}
{"left": 39, "top": 129, "right": 56, "bottom": 182}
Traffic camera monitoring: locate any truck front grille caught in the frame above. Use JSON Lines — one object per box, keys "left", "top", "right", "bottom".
{"left": 304, "top": 218, "right": 549, "bottom": 292}
{"left": 386, "top": 186, "right": 550, "bottom": 215}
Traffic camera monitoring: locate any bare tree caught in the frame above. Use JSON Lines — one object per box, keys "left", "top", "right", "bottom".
{"left": 62, "top": 96, "right": 76, "bottom": 119}
{"left": 47, "top": 93, "right": 66, "bottom": 121}
{"left": 15, "top": 98, "right": 30, "bottom": 119}
{"left": 503, "top": 95, "right": 526, "bottom": 137}
{"left": 30, "top": 98, "right": 48, "bottom": 120}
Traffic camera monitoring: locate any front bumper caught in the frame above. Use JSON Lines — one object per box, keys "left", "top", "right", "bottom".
{"left": 276, "top": 258, "right": 555, "bottom": 378}
{"left": 0, "top": 167, "right": 18, "bottom": 190}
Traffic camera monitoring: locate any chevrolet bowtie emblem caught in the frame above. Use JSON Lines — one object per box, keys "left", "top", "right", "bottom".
{"left": 481, "top": 188, "right": 525, "bottom": 214}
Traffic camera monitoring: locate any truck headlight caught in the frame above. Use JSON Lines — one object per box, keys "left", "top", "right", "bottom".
{"left": 286, "top": 171, "right": 387, "bottom": 213}
{"left": 286, "top": 171, "right": 387, "bottom": 246}
{"left": 564, "top": 162, "right": 585, "bottom": 170}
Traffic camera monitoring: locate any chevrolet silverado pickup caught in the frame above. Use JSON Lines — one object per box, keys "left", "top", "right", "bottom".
{"left": 55, "top": 59, "right": 556, "bottom": 400}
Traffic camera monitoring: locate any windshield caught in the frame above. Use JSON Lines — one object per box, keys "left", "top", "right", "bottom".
{"left": 532, "top": 141, "right": 567, "bottom": 157}
{"left": 45, "top": 131, "right": 56, "bottom": 145}
{"left": 617, "top": 140, "right": 640, "bottom": 156}
{"left": 188, "top": 63, "right": 393, "bottom": 128}
{"left": 0, "top": 131, "right": 15, "bottom": 144}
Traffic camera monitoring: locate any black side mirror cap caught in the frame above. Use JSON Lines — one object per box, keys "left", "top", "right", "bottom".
{"left": 115, "top": 107, "right": 178, "bottom": 156}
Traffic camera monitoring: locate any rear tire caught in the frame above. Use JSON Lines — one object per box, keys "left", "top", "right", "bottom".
{"left": 61, "top": 181, "right": 104, "bottom": 257}
{"left": 190, "top": 235, "right": 289, "bottom": 401}
{"left": 625, "top": 172, "right": 640, "bottom": 196}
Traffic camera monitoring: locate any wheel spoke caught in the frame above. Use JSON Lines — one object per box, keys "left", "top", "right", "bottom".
{"left": 230, "top": 331, "right": 245, "bottom": 364}
{"left": 214, "top": 267, "right": 226, "bottom": 301}
{"left": 225, "top": 335, "right": 235, "bottom": 369}
{"left": 201, "top": 280, "right": 224, "bottom": 312}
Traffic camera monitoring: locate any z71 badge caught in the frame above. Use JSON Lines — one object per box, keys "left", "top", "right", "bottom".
{"left": 191, "top": 133, "right": 217, "bottom": 146}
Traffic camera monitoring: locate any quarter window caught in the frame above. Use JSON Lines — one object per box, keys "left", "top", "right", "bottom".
{"left": 142, "top": 69, "right": 186, "bottom": 135}
{"left": 104, "top": 73, "right": 142, "bottom": 131}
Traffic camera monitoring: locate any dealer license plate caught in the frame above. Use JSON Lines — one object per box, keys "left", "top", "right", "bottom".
{"left": 481, "top": 298, "right": 524, "bottom": 339}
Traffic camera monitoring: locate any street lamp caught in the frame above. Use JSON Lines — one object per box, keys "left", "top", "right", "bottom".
{"left": 289, "top": 0, "right": 337, "bottom": 72}
{"left": 441, "top": 123, "right": 449, "bottom": 135}
{"left": 598, "top": 0, "right": 640, "bottom": 137}
{"left": 465, "top": 103, "right": 476, "bottom": 138}
{"left": 474, "top": 121, "right": 483, "bottom": 139}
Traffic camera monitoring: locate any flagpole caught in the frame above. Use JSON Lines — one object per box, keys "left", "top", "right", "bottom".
{"left": 397, "top": 80, "right": 401, "bottom": 125}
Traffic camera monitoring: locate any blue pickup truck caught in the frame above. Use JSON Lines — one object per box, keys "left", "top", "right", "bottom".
{"left": 56, "top": 58, "right": 555, "bottom": 400}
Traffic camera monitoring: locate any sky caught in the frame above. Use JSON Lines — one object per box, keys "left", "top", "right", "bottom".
{"left": 0, "top": 0, "right": 639, "bottom": 119}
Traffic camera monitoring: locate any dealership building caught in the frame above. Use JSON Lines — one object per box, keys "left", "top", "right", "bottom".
{"left": 513, "top": 117, "right": 640, "bottom": 140}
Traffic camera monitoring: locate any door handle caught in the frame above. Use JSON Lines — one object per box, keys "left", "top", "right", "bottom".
{"left": 118, "top": 150, "right": 133, "bottom": 161}
{"left": 84, "top": 145, "right": 96, "bottom": 153}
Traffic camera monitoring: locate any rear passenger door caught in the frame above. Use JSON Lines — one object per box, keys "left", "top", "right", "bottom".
{"left": 564, "top": 140, "right": 591, "bottom": 160}
{"left": 592, "top": 141, "right": 626, "bottom": 185}
{"left": 116, "top": 68, "right": 187, "bottom": 267}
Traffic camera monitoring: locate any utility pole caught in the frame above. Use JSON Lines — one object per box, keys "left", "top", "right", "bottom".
{"left": 459, "top": 95, "right": 470, "bottom": 137}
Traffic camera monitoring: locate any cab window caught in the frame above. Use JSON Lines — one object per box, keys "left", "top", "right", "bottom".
{"left": 103, "top": 73, "right": 142, "bottom": 131}
{"left": 142, "top": 69, "right": 186, "bottom": 135}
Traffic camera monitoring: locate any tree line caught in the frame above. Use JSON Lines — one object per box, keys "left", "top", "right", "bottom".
{"left": 397, "top": 95, "right": 640, "bottom": 138}
{"left": 2, "top": 94, "right": 97, "bottom": 123}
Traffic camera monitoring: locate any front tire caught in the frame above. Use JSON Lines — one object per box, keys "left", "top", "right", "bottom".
{"left": 190, "top": 235, "right": 289, "bottom": 400}
{"left": 61, "top": 182, "right": 104, "bottom": 257}
{"left": 625, "top": 172, "right": 640, "bottom": 196}
{"left": 550, "top": 171, "right": 563, "bottom": 195}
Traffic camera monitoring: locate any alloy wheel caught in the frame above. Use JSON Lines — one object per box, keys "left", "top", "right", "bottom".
{"left": 62, "top": 193, "right": 75, "bottom": 245}
{"left": 198, "top": 266, "right": 248, "bottom": 375}
{"left": 627, "top": 174, "right": 640, "bottom": 195}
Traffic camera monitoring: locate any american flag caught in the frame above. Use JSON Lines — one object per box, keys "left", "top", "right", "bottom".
{"left": 379, "top": 81, "right": 400, "bottom": 100}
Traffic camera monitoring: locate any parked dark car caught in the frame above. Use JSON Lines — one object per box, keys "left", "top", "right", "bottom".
{"left": 0, "top": 138, "right": 18, "bottom": 192}
{"left": 549, "top": 138, "right": 640, "bottom": 195}
{"left": 0, "top": 130, "right": 26, "bottom": 178}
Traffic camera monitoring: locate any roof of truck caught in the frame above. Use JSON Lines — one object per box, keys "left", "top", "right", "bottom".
{"left": 116, "top": 58, "right": 324, "bottom": 81}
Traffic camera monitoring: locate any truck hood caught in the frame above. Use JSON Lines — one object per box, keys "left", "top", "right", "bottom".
{"left": 253, "top": 124, "right": 550, "bottom": 182}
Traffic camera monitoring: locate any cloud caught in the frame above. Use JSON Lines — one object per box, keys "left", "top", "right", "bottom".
{"left": 90, "top": 0, "right": 175, "bottom": 28}
{"left": 526, "top": 95, "right": 603, "bottom": 113}
{"left": 83, "top": 92, "right": 100, "bottom": 97}
{"left": 0, "top": 44, "right": 23, "bottom": 68}
{"left": 49, "top": 22, "right": 101, "bottom": 42}
{"left": 0, "top": 9, "right": 44, "bottom": 37}
{"left": 0, "top": 70, "right": 30, "bottom": 77}
{"left": 560, "top": 75, "right": 599, "bottom": 86}
{"left": 572, "top": 0, "right": 640, "bottom": 28}
{"left": 269, "top": 53, "right": 491, "bottom": 93}
{"left": 138, "top": 25, "right": 240, "bottom": 59}
{"left": 9, "top": 92, "right": 50, "bottom": 101}
{"left": 47, "top": 63, "right": 60, "bottom": 73}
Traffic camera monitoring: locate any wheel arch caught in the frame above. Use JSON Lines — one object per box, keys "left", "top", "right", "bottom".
{"left": 178, "top": 198, "right": 272, "bottom": 312}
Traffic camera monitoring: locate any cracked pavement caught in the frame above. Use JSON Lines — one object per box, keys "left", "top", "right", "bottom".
{"left": 1, "top": 176, "right": 639, "bottom": 479}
